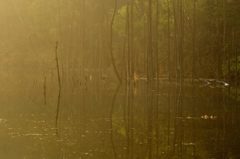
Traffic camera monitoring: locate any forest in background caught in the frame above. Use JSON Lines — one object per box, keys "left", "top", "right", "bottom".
{"left": 1, "top": 0, "right": 239, "bottom": 84}
{"left": 0, "top": 1, "right": 239, "bottom": 159}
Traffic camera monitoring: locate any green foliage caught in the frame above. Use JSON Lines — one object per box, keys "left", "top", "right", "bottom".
{"left": 223, "top": 56, "right": 240, "bottom": 78}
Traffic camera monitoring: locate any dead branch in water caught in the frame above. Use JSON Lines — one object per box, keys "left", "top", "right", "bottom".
{"left": 43, "top": 76, "right": 47, "bottom": 105}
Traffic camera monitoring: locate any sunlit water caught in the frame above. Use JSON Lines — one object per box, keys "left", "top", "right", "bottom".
{"left": 0, "top": 77, "right": 239, "bottom": 159}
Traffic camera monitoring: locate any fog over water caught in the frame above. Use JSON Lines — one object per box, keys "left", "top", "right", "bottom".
{"left": 0, "top": 0, "right": 239, "bottom": 159}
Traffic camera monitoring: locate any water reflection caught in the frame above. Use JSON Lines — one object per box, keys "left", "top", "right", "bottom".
{"left": 0, "top": 79, "right": 239, "bottom": 159}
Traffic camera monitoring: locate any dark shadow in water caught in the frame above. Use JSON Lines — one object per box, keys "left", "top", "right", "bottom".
{"left": 110, "top": 83, "right": 121, "bottom": 159}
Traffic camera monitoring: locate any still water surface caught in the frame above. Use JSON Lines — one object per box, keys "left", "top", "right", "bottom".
{"left": 0, "top": 78, "right": 239, "bottom": 159}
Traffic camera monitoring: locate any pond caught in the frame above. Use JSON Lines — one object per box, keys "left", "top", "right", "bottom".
{"left": 0, "top": 77, "right": 239, "bottom": 159}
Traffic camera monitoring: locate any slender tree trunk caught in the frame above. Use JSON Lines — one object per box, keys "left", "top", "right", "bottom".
{"left": 110, "top": 0, "right": 122, "bottom": 83}
{"left": 55, "top": 41, "right": 62, "bottom": 135}
{"left": 155, "top": 0, "right": 160, "bottom": 157}
{"left": 147, "top": 0, "right": 154, "bottom": 158}
{"left": 192, "top": 0, "right": 197, "bottom": 157}
{"left": 43, "top": 76, "right": 47, "bottom": 105}
{"left": 167, "top": 0, "right": 171, "bottom": 152}
{"left": 126, "top": 1, "right": 131, "bottom": 158}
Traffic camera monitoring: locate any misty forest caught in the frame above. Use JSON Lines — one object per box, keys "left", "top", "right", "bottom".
{"left": 0, "top": 0, "right": 239, "bottom": 158}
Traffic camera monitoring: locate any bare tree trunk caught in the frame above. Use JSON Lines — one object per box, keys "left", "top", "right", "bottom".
{"left": 55, "top": 41, "right": 62, "bottom": 135}
{"left": 155, "top": 0, "right": 160, "bottom": 157}
{"left": 191, "top": 0, "right": 197, "bottom": 157}
{"left": 110, "top": 0, "right": 122, "bottom": 83}
{"left": 43, "top": 76, "right": 47, "bottom": 105}
{"left": 167, "top": 0, "right": 171, "bottom": 152}
{"left": 147, "top": 0, "right": 154, "bottom": 158}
